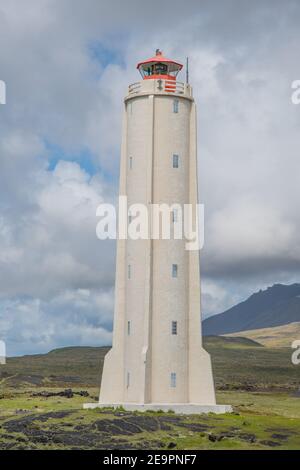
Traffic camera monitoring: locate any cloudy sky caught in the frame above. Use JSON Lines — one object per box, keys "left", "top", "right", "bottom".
{"left": 0, "top": 0, "right": 300, "bottom": 356}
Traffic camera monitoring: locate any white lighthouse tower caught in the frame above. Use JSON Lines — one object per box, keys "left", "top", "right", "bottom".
{"left": 85, "top": 50, "right": 231, "bottom": 414}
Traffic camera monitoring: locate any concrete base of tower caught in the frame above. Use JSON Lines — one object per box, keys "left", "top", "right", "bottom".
{"left": 83, "top": 402, "right": 232, "bottom": 415}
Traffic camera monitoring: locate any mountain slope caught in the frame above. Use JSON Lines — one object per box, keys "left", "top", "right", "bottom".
{"left": 203, "top": 283, "right": 300, "bottom": 336}
{"left": 227, "top": 321, "right": 300, "bottom": 347}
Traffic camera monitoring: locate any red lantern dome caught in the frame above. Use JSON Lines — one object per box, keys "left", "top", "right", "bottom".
{"left": 137, "top": 49, "right": 183, "bottom": 81}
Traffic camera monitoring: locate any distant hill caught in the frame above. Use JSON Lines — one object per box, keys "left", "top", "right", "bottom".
{"left": 1, "top": 337, "right": 299, "bottom": 392}
{"left": 227, "top": 321, "right": 300, "bottom": 347}
{"left": 1, "top": 338, "right": 255, "bottom": 389}
{"left": 0, "top": 346, "right": 109, "bottom": 389}
{"left": 203, "top": 283, "right": 300, "bottom": 336}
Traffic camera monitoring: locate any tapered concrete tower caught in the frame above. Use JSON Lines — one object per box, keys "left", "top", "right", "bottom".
{"left": 85, "top": 51, "right": 231, "bottom": 414}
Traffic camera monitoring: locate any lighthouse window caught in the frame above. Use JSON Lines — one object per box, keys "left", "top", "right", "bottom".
{"left": 129, "top": 156, "right": 133, "bottom": 169}
{"left": 172, "top": 209, "right": 178, "bottom": 223}
{"left": 171, "top": 372, "right": 177, "bottom": 388}
{"left": 173, "top": 154, "right": 179, "bottom": 168}
{"left": 128, "top": 321, "right": 131, "bottom": 335}
{"left": 128, "top": 264, "right": 131, "bottom": 279}
{"left": 171, "top": 321, "right": 178, "bottom": 335}
{"left": 154, "top": 63, "right": 168, "bottom": 75}
{"left": 127, "top": 372, "right": 130, "bottom": 388}
{"left": 173, "top": 99, "right": 179, "bottom": 113}
{"left": 172, "top": 264, "right": 178, "bottom": 278}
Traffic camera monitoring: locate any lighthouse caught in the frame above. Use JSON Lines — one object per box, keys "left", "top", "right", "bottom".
{"left": 85, "top": 50, "right": 231, "bottom": 414}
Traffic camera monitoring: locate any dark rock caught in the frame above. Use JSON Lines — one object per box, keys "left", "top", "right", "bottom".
{"left": 93, "top": 415, "right": 166, "bottom": 436}
{"left": 3, "top": 411, "right": 72, "bottom": 433}
{"left": 167, "top": 442, "right": 177, "bottom": 449}
{"left": 93, "top": 418, "right": 141, "bottom": 435}
{"left": 260, "top": 440, "right": 282, "bottom": 447}
{"left": 271, "top": 433, "right": 289, "bottom": 441}
{"left": 238, "top": 432, "right": 256, "bottom": 443}
{"left": 176, "top": 422, "right": 211, "bottom": 432}
{"left": 217, "top": 432, "right": 235, "bottom": 441}
{"left": 31, "top": 389, "right": 89, "bottom": 399}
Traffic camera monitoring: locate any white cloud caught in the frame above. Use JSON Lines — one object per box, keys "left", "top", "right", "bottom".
{"left": 0, "top": 290, "right": 113, "bottom": 356}
{"left": 0, "top": 160, "right": 115, "bottom": 299}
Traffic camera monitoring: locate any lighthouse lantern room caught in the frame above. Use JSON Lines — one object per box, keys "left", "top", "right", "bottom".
{"left": 137, "top": 49, "right": 183, "bottom": 81}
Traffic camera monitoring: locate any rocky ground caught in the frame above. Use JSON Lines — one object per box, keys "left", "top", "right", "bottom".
{"left": 1, "top": 388, "right": 300, "bottom": 449}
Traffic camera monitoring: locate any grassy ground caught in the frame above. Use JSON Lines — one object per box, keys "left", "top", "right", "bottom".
{"left": 205, "top": 336, "right": 300, "bottom": 391}
{"left": 0, "top": 389, "right": 300, "bottom": 449}
{"left": 0, "top": 337, "right": 299, "bottom": 450}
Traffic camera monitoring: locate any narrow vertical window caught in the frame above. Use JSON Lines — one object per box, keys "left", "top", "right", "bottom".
{"left": 171, "top": 372, "right": 177, "bottom": 388}
{"left": 172, "top": 154, "right": 179, "bottom": 168}
{"left": 173, "top": 99, "right": 179, "bottom": 113}
{"left": 127, "top": 371, "right": 130, "bottom": 388}
{"left": 171, "top": 321, "right": 177, "bottom": 335}
{"left": 172, "top": 209, "right": 178, "bottom": 223}
{"left": 128, "top": 213, "right": 132, "bottom": 224}
{"left": 128, "top": 264, "right": 131, "bottom": 279}
{"left": 172, "top": 264, "right": 178, "bottom": 278}
{"left": 127, "top": 320, "right": 131, "bottom": 335}
{"left": 129, "top": 156, "right": 133, "bottom": 169}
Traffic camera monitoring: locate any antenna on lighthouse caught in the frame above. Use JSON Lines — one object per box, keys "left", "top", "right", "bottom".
{"left": 186, "top": 57, "right": 189, "bottom": 84}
